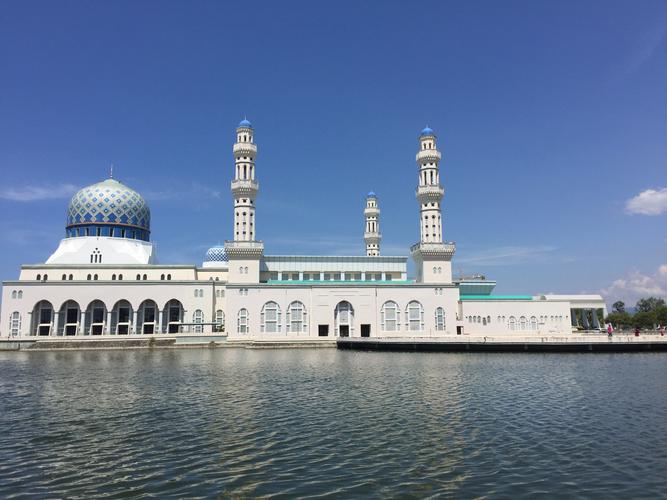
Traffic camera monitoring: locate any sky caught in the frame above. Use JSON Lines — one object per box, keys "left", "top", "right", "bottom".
{"left": 0, "top": 0, "right": 666, "bottom": 307}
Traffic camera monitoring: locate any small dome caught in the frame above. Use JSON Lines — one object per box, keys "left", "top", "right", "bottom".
{"left": 238, "top": 119, "right": 252, "bottom": 128}
{"left": 66, "top": 178, "right": 150, "bottom": 241}
{"left": 420, "top": 126, "right": 435, "bottom": 136}
{"left": 367, "top": 191, "right": 377, "bottom": 198}
{"left": 204, "top": 246, "right": 228, "bottom": 263}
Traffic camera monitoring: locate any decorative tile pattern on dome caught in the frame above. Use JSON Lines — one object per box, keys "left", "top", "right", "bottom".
{"left": 205, "top": 246, "right": 229, "bottom": 262}
{"left": 66, "top": 179, "right": 151, "bottom": 231}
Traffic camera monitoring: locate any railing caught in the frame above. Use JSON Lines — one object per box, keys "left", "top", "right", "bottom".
{"left": 232, "top": 143, "right": 257, "bottom": 155}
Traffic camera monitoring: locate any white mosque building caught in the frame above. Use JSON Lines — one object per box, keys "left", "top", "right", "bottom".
{"left": 1, "top": 120, "right": 606, "bottom": 341}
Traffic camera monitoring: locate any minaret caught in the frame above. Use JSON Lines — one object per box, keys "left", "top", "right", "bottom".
{"left": 364, "top": 192, "right": 381, "bottom": 256}
{"left": 410, "top": 126, "right": 456, "bottom": 283}
{"left": 225, "top": 119, "right": 264, "bottom": 284}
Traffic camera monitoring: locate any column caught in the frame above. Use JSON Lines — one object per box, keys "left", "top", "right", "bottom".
{"left": 582, "top": 309, "right": 590, "bottom": 330}
{"left": 158, "top": 310, "right": 164, "bottom": 334}
{"left": 132, "top": 310, "right": 139, "bottom": 334}
{"left": 592, "top": 309, "right": 600, "bottom": 329}
{"left": 106, "top": 311, "right": 113, "bottom": 335}
{"left": 52, "top": 312, "right": 60, "bottom": 336}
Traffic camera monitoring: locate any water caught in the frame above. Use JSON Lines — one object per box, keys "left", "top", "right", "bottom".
{"left": 1, "top": 349, "right": 666, "bottom": 498}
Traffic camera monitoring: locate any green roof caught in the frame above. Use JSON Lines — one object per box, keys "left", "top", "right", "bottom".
{"left": 460, "top": 295, "right": 533, "bottom": 301}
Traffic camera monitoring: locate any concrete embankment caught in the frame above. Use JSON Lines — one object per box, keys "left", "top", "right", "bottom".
{"left": 337, "top": 335, "right": 667, "bottom": 352}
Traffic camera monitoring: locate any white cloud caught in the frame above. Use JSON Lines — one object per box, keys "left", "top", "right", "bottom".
{"left": 625, "top": 187, "right": 667, "bottom": 215}
{"left": 0, "top": 184, "right": 78, "bottom": 202}
{"left": 601, "top": 264, "right": 667, "bottom": 306}
{"left": 456, "top": 245, "right": 557, "bottom": 266}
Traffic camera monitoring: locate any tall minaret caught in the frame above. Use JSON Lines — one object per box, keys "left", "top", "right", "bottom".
{"left": 364, "top": 191, "right": 381, "bottom": 256}
{"left": 225, "top": 119, "right": 264, "bottom": 284}
{"left": 410, "top": 126, "right": 455, "bottom": 283}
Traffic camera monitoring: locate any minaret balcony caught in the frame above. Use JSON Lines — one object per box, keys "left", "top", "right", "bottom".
{"left": 364, "top": 232, "right": 382, "bottom": 242}
{"left": 233, "top": 143, "right": 257, "bottom": 158}
{"left": 231, "top": 179, "right": 259, "bottom": 197}
{"left": 416, "top": 185, "right": 444, "bottom": 202}
{"left": 364, "top": 207, "right": 380, "bottom": 216}
{"left": 415, "top": 149, "right": 441, "bottom": 163}
{"left": 410, "top": 241, "right": 456, "bottom": 258}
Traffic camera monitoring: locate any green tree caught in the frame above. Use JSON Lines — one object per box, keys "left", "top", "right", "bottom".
{"left": 605, "top": 312, "right": 632, "bottom": 329}
{"left": 656, "top": 306, "right": 667, "bottom": 326}
{"left": 612, "top": 301, "right": 625, "bottom": 313}
{"left": 635, "top": 297, "right": 666, "bottom": 313}
{"left": 633, "top": 311, "right": 656, "bottom": 329}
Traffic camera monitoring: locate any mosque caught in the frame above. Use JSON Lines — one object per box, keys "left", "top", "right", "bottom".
{"left": 1, "top": 120, "right": 606, "bottom": 341}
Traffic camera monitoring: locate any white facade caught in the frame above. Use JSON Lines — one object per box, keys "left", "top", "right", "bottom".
{"left": 0, "top": 121, "right": 606, "bottom": 340}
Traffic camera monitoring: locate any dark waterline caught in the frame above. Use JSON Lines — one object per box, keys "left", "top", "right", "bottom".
{"left": 1, "top": 349, "right": 666, "bottom": 498}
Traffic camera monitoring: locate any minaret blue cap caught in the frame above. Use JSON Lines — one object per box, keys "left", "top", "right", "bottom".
{"left": 420, "top": 126, "right": 434, "bottom": 136}
{"left": 239, "top": 118, "right": 252, "bottom": 128}
{"left": 367, "top": 191, "right": 376, "bottom": 198}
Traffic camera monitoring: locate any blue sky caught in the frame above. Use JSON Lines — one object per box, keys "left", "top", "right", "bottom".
{"left": 1, "top": 0, "right": 666, "bottom": 305}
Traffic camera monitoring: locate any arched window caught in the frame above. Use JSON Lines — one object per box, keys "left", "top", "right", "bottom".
{"left": 435, "top": 307, "right": 445, "bottom": 331}
{"left": 380, "top": 301, "right": 400, "bottom": 332}
{"left": 87, "top": 274, "right": 92, "bottom": 280}
{"left": 215, "top": 310, "right": 225, "bottom": 332}
{"left": 509, "top": 316, "right": 516, "bottom": 331}
{"left": 136, "top": 274, "right": 141, "bottom": 280}
{"left": 43, "top": 274, "right": 48, "bottom": 281}
{"left": 167, "top": 274, "right": 171, "bottom": 280}
{"left": 261, "top": 301, "right": 281, "bottom": 333}
{"left": 36, "top": 274, "right": 41, "bottom": 281}
{"left": 143, "top": 274, "right": 147, "bottom": 280}
{"left": 62, "top": 274, "right": 67, "bottom": 280}
{"left": 519, "top": 316, "right": 527, "bottom": 330}
{"left": 112, "top": 274, "right": 116, "bottom": 280}
{"left": 160, "top": 274, "right": 165, "bottom": 280}
{"left": 17, "top": 291, "right": 22, "bottom": 299}
{"left": 69, "top": 274, "right": 73, "bottom": 280}
{"left": 286, "top": 301, "right": 307, "bottom": 333}
{"left": 10, "top": 311, "right": 21, "bottom": 337}
{"left": 11, "top": 291, "right": 16, "bottom": 299}
{"left": 238, "top": 308, "right": 249, "bottom": 334}
{"left": 406, "top": 301, "right": 424, "bottom": 331}
{"left": 530, "top": 316, "right": 538, "bottom": 330}
{"left": 193, "top": 309, "right": 204, "bottom": 333}
{"left": 93, "top": 274, "right": 98, "bottom": 280}
{"left": 118, "top": 274, "right": 123, "bottom": 280}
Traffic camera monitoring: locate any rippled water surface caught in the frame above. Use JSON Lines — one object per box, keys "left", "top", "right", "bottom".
{"left": 1, "top": 349, "right": 666, "bottom": 498}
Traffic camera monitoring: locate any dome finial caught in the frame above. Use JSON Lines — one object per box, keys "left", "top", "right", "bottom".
{"left": 109, "top": 163, "right": 114, "bottom": 179}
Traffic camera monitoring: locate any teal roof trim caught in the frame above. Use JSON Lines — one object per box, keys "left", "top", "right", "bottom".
{"left": 267, "top": 279, "right": 414, "bottom": 285}
{"left": 460, "top": 295, "right": 533, "bottom": 301}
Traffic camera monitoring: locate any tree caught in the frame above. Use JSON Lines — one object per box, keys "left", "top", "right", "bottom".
{"left": 606, "top": 312, "right": 632, "bottom": 329}
{"left": 656, "top": 306, "right": 667, "bottom": 326}
{"left": 636, "top": 297, "right": 666, "bottom": 313}
{"left": 612, "top": 301, "right": 625, "bottom": 313}
{"left": 633, "top": 311, "right": 656, "bottom": 329}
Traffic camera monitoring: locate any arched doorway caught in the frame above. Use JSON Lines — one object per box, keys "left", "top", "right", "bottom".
{"left": 32, "top": 300, "right": 54, "bottom": 336}
{"left": 84, "top": 300, "right": 107, "bottom": 335}
{"left": 58, "top": 300, "right": 81, "bottom": 336}
{"left": 111, "top": 300, "right": 133, "bottom": 335}
{"left": 163, "top": 299, "right": 183, "bottom": 333}
{"left": 138, "top": 299, "right": 159, "bottom": 334}
{"left": 335, "top": 301, "right": 354, "bottom": 337}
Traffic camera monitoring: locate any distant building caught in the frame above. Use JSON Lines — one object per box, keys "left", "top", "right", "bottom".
{"left": 1, "top": 121, "right": 606, "bottom": 339}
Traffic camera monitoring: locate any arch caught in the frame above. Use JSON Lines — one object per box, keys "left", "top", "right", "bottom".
{"left": 32, "top": 300, "right": 54, "bottom": 336}
{"left": 334, "top": 301, "right": 354, "bottom": 337}
{"left": 509, "top": 316, "right": 516, "bottom": 331}
{"left": 138, "top": 299, "right": 159, "bottom": 334}
{"left": 143, "top": 274, "right": 147, "bottom": 280}
{"left": 17, "top": 290, "right": 22, "bottom": 299}
{"left": 380, "top": 300, "right": 400, "bottom": 332}
{"left": 261, "top": 301, "right": 281, "bottom": 333}
{"left": 11, "top": 290, "right": 16, "bottom": 299}
{"left": 193, "top": 309, "right": 204, "bottom": 333}
{"left": 519, "top": 316, "right": 527, "bottom": 331}
{"left": 111, "top": 299, "right": 133, "bottom": 335}
{"left": 530, "top": 316, "right": 538, "bottom": 331}
{"left": 136, "top": 274, "right": 141, "bottom": 280}
{"left": 9, "top": 311, "right": 21, "bottom": 337}
{"left": 68, "top": 274, "right": 73, "bottom": 280}
{"left": 163, "top": 299, "right": 183, "bottom": 333}
{"left": 36, "top": 274, "right": 41, "bottom": 281}
{"left": 59, "top": 300, "right": 81, "bottom": 336}
{"left": 84, "top": 299, "right": 107, "bottom": 335}
{"left": 435, "top": 307, "right": 445, "bottom": 331}
{"left": 238, "top": 308, "right": 249, "bottom": 334}
{"left": 405, "top": 300, "right": 424, "bottom": 331}
{"left": 287, "top": 301, "right": 307, "bottom": 334}
{"left": 215, "top": 309, "right": 225, "bottom": 332}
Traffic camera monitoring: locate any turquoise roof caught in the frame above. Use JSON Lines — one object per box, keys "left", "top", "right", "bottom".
{"left": 420, "top": 126, "right": 434, "bottom": 136}
{"left": 460, "top": 295, "right": 533, "bottom": 301}
{"left": 238, "top": 119, "right": 252, "bottom": 128}
{"left": 367, "top": 191, "right": 376, "bottom": 198}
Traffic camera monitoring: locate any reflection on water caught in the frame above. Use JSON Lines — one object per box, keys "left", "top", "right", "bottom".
{"left": 1, "top": 349, "right": 666, "bottom": 498}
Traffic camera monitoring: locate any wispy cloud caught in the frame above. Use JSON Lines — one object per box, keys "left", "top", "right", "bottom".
{"left": 601, "top": 264, "right": 667, "bottom": 305}
{"left": 625, "top": 187, "right": 667, "bottom": 215}
{"left": 143, "top": 182, "right": 222, "bottom": 201}
{"left": 622, "top": 18, "right": 667, "bottom": 77}
{"left": 456, "top": 245, "right": 557, "bottom": 266}
{"left": 0, "top": 183, "right": 78, "bottom": 202}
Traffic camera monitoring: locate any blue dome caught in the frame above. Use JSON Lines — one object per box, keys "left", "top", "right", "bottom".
{"left": 66, "top": 178, "right": 151, "bottom": 241}
{"left": 238, "top": 119, "right": 252, "bottom": 128}
{"left": 367, "top": 191, "right": 377, "bottom": 198}
{"left": 420, "top": 126, "right": 435, "bottom": 136}
{"left": 204, "top": 246, "right": 229, "bottom": 263}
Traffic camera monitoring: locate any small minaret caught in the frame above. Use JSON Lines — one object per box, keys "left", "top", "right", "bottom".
{"left": 225, "top": 119, "right": 264, "bottom": 284}
{"left": 364, "top": 191, "right": 381, "bottom": 256}
{"left": 410, "top": 126, "right": 456, "bottom": 283}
